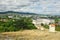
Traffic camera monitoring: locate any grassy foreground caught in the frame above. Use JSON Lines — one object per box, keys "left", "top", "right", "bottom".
{"left": 0, "top": 29, "right": 60, "bottom": 40}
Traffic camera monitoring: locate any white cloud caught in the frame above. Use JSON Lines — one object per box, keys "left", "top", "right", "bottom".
{"left": 0, "top": 0, "right": 60, "bottom": 15}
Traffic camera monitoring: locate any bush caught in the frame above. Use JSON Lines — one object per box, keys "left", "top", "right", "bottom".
{"left": 55, "top": 25, "right": 60, "bottom": 31}
{"left": 43, "top": 24, "right": 49, "bottom": 29}
{"left": 41, "top": 23, "right": 44, "bottom": 26}
{"left": 0, "top": 17, "right": 37, "bottom": 32}
{"left": 7, "top": 26, "right": 16, "bottom": 32}
{"left": 0, "top": 26, "right": 5, "bottom": 32}
{"left": 14, "top": 17, "right": 37, "bottom": 30}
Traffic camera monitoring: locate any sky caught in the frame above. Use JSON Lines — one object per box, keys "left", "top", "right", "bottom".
{"left": 0, "top": 0, "right": 60, "bottom": 15}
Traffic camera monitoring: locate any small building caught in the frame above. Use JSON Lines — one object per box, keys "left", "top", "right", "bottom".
{"left": 8, "top": 16, "right": 13, "bottom": 18}
{"left": 49, "top": 24, "right": 56, "bottom": 32}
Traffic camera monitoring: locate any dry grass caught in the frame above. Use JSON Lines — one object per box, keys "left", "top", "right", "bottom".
{"left": 0, "top": 29, "right": 60, "bottom": 40}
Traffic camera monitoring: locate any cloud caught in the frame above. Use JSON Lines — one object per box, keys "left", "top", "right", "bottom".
{"left": 0, "top": 0, "right": 60, "bottom": 15}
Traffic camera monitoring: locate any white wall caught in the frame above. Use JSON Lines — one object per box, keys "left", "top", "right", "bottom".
{"left": 32, "top": 18, "right": 55, "bottom": 25}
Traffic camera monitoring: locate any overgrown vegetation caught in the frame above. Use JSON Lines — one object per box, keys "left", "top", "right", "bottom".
{"left": 55, "top": 25, "right": 60, "bottom": 31}
{"left": 41, "top": 23, "right": 49, "bottom": 29}
{"left": 55, "top": 17, "right": 60, "bottom": 31}
{"left": 14, "top": 17, "right": 37, "bottom": 30}
{"left": 0, "top": 17, "right": 37, "bottom": 32}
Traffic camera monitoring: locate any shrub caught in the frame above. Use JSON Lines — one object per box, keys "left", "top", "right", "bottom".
{"left": 43, "top": 24, "right": 49, "bottom": 29}
{"left": 0, "top": 17, "right": 37, "bottom": 32}
{"left": 41, "top": 23, "right": 44, "bottom": 26}
{"left": 0, "top": 26, "right": 5, "bottom": 32}
{"left": 14, "top": 17, "right": 37, "bottom": 30}
{"left": 55, "top": 25, "right": 60, "bottom": 31}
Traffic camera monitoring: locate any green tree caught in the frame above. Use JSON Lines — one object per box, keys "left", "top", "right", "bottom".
{"left": 55, "top": 18, "right": 59, "bottom": 23}
{"left": 14, "top": 17, "right": 37, "bottom": 30}
{"left": 0, "top": 17, "right": 37, "bottom": 32}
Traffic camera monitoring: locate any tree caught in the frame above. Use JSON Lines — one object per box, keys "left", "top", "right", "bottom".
{"left": 55, "top": 18, "right": 59, "bottom": 23}
{"left": 0, "top": 17, "right": 37, "bottom": 32}
{"left": 14, "top": 17, "right": 37, "bottom": 30}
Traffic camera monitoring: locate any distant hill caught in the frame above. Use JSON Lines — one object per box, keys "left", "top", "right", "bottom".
{"left": 0, "top": 11, "right": 60, "bottom": 17}
{"left": 0, "top": 11, "right": 37, "bottom": 15}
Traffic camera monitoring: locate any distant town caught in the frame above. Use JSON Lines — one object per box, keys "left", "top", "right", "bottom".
{"left": 0, "top": 11, "right": 60, "bottom": 25}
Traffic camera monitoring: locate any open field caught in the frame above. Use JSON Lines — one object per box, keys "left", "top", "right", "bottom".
{"left": 0, "top": 29, "right": 60, "bottom": 40}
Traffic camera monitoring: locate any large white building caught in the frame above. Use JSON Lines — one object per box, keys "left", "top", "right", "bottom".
{"left": 32, "top": 18, "right": 55, "bottom": 25}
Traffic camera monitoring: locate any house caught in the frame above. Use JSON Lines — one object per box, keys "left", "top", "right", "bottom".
{"left": 49, "top": 23, "right": 56, "bottom": 32}
{"left": 8, "top": 16, "right": 13, "bottom": 18}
